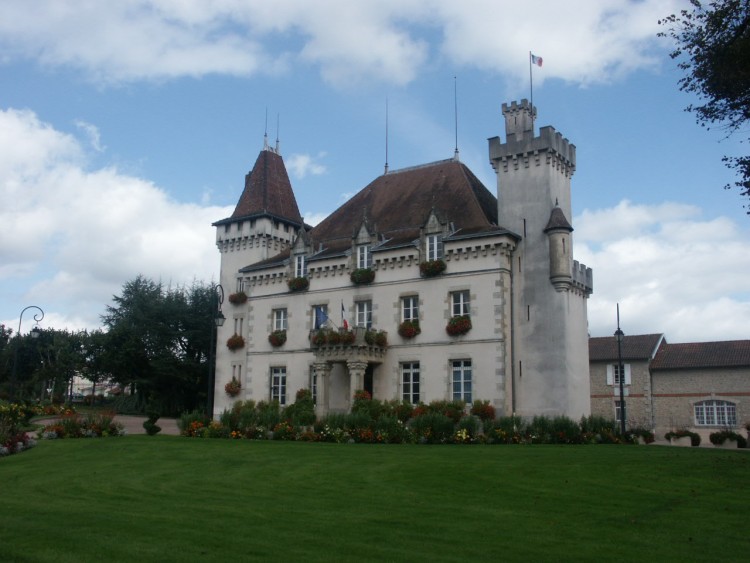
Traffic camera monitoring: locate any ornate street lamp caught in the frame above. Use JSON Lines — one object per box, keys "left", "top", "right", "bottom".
{"left": 9, "top": 305, "right": 45, "bottom": 403}
{"left": 614, "top": 303, "right": 626, "bottom": 435}
{"left": 207, "top": 285, "right": 225, "bottom": 418}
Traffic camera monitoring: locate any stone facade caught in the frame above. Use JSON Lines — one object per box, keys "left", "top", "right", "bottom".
{"left": 212, "top": 101, "right": 593, "bottom": 420}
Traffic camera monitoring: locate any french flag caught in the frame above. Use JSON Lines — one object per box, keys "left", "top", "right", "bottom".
{"left": 341, "top": 301, "right": 348, "bottom": 330}
{"left": 531, "top": 53, "right": 543, "bottom": 67}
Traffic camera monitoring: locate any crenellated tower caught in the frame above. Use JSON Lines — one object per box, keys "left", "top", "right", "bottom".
{"left": 489, "top": 100, "right": 593, "bottom": 419}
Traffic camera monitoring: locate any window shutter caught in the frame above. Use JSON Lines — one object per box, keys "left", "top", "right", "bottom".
{"left": 606, "top": 365, "right": 613, "bottom": 385}
{"left": 625, "top": 364, "right": 632, "bottom": 385}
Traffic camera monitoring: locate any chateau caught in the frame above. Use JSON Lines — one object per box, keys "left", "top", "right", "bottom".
{"left": 212, "top": 100, "right": 593, "bottom": 419}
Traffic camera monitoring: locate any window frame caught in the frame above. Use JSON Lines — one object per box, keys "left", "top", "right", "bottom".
{"left": 451, "top": 359, "right": 472, "bottom": 403}
{"left": 426, "top": 234, "right": 443, "bottom": 261}
{"left": 451, "top": 290, "right": 470, "bottom": 317}
{"left": 271, "top": 366, "right": 287, "bottom": 406}
{"left": 355, "top": 300, "right": 372, "bottom": 329}
{"left": 357, "top": 245, "right": 372, "bottom": 269}
{"left": 273, "top": 308, "right": 288, "bottom": 331}
{"left": 694, "top": 399, "right": 737, "bottom": 426}
{"left": 312, "top": 304, "right": 328, "bottom": 329}
{"left": 606, "top": 364, "right": 632, "bottom": 386}
{"left": 401, "top": 295, "right": 419, "bottom": 323}
{"left": 401, "top": 362, "right": 420, "bottom": 404}
{"left": 295, "top": 254, "right": 307, "bottom": 278}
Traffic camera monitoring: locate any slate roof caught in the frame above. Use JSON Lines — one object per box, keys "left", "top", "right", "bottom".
{"left": 651, "top": 340, "right": 750, "bottom": 370}
{"left": 588, "top": 334, "right": 664, "bottom": 362}
{"left": 308, "top": 159, "right": 516, "bottom": 249}
{"left": 213, "top": 148, "right": 303, "bottom": 227}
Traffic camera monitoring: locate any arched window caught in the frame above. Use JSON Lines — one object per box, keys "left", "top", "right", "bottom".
{"left": 694, "top": 400, "right": 737, "bottom": 426}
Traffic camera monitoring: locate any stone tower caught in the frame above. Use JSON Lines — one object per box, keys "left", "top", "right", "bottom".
{"left": 211, "top": 142, "right": 305, "bottom": 417}
{"left": 488, "top": 100, "right": 593, "bottom": 418}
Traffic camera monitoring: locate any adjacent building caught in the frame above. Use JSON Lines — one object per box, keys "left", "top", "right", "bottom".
{"left": 212, "top": 100, "right": 593, "bottom": 419}
{"left": 590, "top": 335, "right": 750, "bottom": 439}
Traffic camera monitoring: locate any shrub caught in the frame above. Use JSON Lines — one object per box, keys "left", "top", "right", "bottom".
{"left": 273, "top": 421, "right": 297, "bottom": 440}
{"left": 409, "top": 412, "right": 455, "bottom": 444}
{"left": 256, "top": 401, "right": 282, "bottom": 429}
{"left": 709, "top": 430, "right": 747, "bottom": 448}
{"left": 397, "top": 320, "right": 421, "bottom": 339}
{"left": 310, "top": 329, "right": 327, "bottom": 347}
{"left": 283, "top": 389, "right": 316, "bottom": 426}
{"left": 287, "top": 277, "right": 309, "bottom": 292}
{"left": 470, "top": 400, "right": 495, "bottom": 422}
{"left": 350, "top": 268, "right": 375, "bottom": 284}
{"left": 364, "top": 330, "right": 388, "bottom": 347}
{"left": 419, "top": 259, "right": 446, "bottom": 277}
{"left": 628, "top": 427, "right": 655, "bottom": 444}
{"left": 179, "top": 410, "right": 210, "bottom": 436}
{"left": 427, "top": 400, "right": 466, "bottom": 424}
{"left": 487, "top": 416, "right": 526, "bottom": 444}
{"left": 143, "top": 411, "right": 161, "bottom": 436}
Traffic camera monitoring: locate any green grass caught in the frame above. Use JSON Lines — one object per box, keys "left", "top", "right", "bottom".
{"left": 1, "top": 438, "right": 748, "bottom": 562}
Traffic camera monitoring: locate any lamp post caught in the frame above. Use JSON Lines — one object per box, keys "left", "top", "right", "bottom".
{"left": 614, "top": 303, "right": 626, "bottom": 435}
{"left": 9, "top": 305, "right": 45, "bottom": 403}
{"left": 207, "top": 284, "right": 225, "bottom": 419}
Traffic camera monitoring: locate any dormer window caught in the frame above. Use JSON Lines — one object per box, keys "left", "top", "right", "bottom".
{"left": 357, "top": 245, "right": 372, "bottom": 269}
{"left": 426, "top": 234, "right": 443, "bottom": 261}
{"left": 295, "top": 254, "right": 307, "bottom": 278}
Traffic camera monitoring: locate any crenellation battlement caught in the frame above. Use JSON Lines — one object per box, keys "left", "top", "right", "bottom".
{"left": 572, "top": 260, "right": 594, "bottom": 294}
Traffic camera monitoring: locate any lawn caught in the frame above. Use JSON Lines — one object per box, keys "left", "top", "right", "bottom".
{"left": 1, "top": 437, "right": 748, "bottom": 562}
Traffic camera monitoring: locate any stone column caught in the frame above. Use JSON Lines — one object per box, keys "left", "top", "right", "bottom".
{"left": 313, "top": 361, "right": 332, "bottom": 418}
{"left": 347, "top": 360, "right": 368, "bottom": 410}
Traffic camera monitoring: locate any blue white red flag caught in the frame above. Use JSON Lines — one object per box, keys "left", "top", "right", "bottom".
{"left": 531, "top": 53, "right": 543, "bottom": 67}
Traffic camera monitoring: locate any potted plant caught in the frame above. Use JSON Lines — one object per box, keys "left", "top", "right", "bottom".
{"left": 664, "top": 429, "right": 701, "bottom": 447}
{"left": 398, "top": 320, "right": 421, "bottom": 339}
{"left": 226, "top": 334, "right": 245, "bottom": 351}
{"left": 311, "top": 329, "right": 328, "bottom": 347}
{"left": 287, "top": 277, "right": 309, "bottom": 292}
{"left": 709, "top": 429, "right": 747, "bottom": 449}
{"left": 446, "top": 315, "right": 472, "bottom": 336}
{"left": 350, "top": 268, "right": 375, "bottom": 285}
{"left": 227, "top": 291, "right": 248, "bottom": 304}
{"left": 268, "top": 330, "right": 287, "bottom": 347}
{"left": 339, "top": 330, "right": 356, "bottom": 345}
{"left": 364, "top": 329, "right": 388, "bottom": 347}
{"left": 419, "top": 259, "right": 446, "bottom": 278}
{"left": 225, "top": 376, "right": 241, "bottom": 397}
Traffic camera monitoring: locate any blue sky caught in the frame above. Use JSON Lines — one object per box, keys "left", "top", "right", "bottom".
{"left": 1, "top": 0, "right": 748, "bottom": 342}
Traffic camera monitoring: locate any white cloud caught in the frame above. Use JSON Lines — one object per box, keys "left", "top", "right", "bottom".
{"left": 286, "top": 152, "right": 327, "bottom": 179}
{"left": 0, "top": 0, "right": 683, "bottom": 87}
{"left": 576, "top": 201, "right": 750, "bottom": 343}
{"left": 302, "top": 211, "right": 328, "bottom": 227}
{"left": 0, "top": 107, "right": 230, "bottom": 331}
{"left": 74, "top": 120, "right": 105, "bottom": 152}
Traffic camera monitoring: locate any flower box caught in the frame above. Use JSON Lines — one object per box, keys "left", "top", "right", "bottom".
{"left": 227, "top": 291, "right": 247, "bottom": 305}
{"left": 419, "top": 259, "right": 446, "bottom": 278}
{"left": 226, "top": 334, "right": 245, "bottom": 351}
{"left": 665, "top": 430, "right": 701, "bottom": 447}
{"left": 350, "top": 268, "right": 375, "bottom": 285}
{"left": 709, "top": 429, "right": 747, "bottom": 448}
{"left": 398, "top": 320, "right": 421, "bottom": 339}
{"left": 364, "top": 330, "right": 388, "bottom": 347}
{"left": 268, "top": 330, "right": 287, "bottom": 347}
{"left": 446, "top": 315, "right": 471, "bottom": 336}
{"left": 225, "top": 377, "right": 241, "bottom": 397}
{"left": 287, "top": 277, "right": 309, "bottom": 292}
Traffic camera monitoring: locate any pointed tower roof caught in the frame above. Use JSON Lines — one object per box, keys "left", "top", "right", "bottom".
{"left": 214, "top": 148, "right": 303, "bottom": 227}
{"left": 544, "top": 205, "right": 573, "bottom": 233}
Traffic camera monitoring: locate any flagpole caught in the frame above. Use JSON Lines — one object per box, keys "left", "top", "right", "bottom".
{"left": 529, "top": 51, "right": 534, "bottom": 134}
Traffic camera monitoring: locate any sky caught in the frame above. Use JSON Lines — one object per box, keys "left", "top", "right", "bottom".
{"left": 1, "top": 0, "right": 748, "bottom": 343}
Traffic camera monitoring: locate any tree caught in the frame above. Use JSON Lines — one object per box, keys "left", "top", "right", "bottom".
{"left": 100, "top": 275, "right": 216, "bottom": 415}
{"left": 659, "top": 0, "right": 750, "bottom": 211}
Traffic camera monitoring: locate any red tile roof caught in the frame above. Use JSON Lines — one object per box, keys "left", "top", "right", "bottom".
{"left": 215, "top": 149, "right": 303, "bottom": 226}
{"left": 589, "top": 334, "right": 664, "bottom": 361}
{"left": 309, "top": 159, "right": 509, "bottom": 246}
{"left": 651, "top": 340, "right": 750, "bottom": 370}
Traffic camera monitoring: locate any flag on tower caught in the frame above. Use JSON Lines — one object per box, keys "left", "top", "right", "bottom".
{"left": 531, "top": 53, "right": 543, "bottom": 67}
